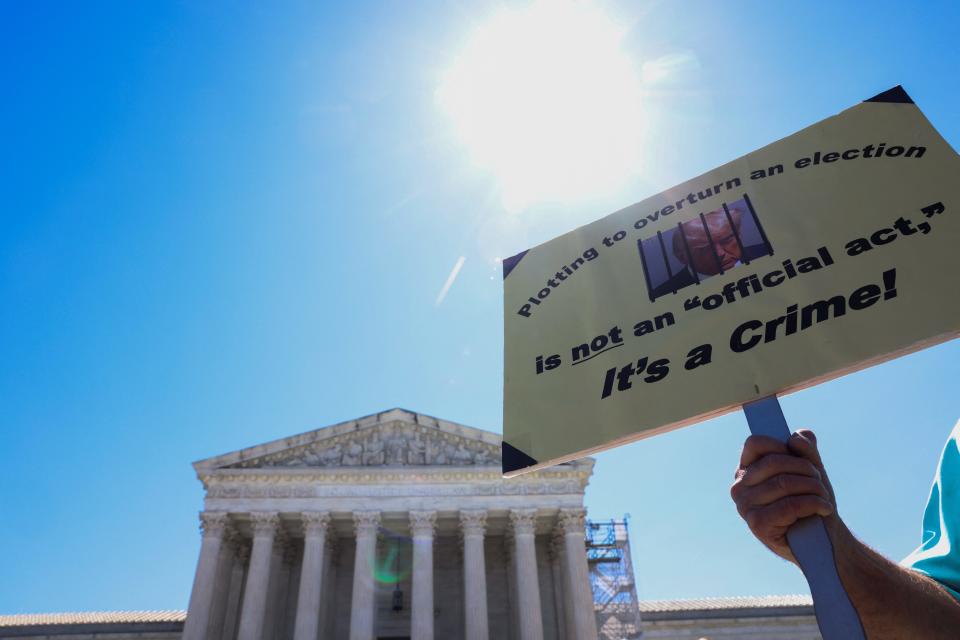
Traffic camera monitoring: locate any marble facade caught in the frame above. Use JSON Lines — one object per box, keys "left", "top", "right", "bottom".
{"left": 182, "top": 409, "right": 601, "bottom": 640}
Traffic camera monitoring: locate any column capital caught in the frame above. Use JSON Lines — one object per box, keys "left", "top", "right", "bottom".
{"left": 509, "top": 508, "right": 538, "bottom": 536}
{"left": 199, "top": 511, "right": 231, "bottom": 538}
{"left": 301, "top": 511, "right": 331, "bottom": 538}
{"left": 409, "top": 510, "right": 437, "bottom": 537}
{"left": 459, "top": 509, "right": 488, "bottom": 537}
{"left": 353, "top": 510, "right": 381, "bottom": 537}
{"left": 250, "top": 511, "right": 280, "bottom": 537}
{"left": 557, "top": 508, "right": 587, "bottom": 535}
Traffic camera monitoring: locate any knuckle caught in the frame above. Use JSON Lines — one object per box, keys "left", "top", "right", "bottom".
{"left": 771, "top": 498, "right": 797, "bottom": 523}
{"left": 744, "top": 435, "right": 764, "bottom": 448}
{"left": 730, "top": 481, "right": 742, "bottom": 501}
{"left": 758, "top": 454, "right": 794, "bottom": 479}
{"left": 785, "top": 496, "right": 803, "bottom": 516}
{"left": 735, "top": 500, "right": 748, "bottom": 519}
{"left": 750, "top": 457, "right": 770, "bottom": 477}
{"left": 774, "top": 473, "right": 789, "bottom": 493}
{"left": 744, "top": 457, "right": 774, "bottom": 484}
{"left": 795, "top": 475, "right": 818, "bottom": 494}
{"left": 785, "top": 495, "right": 816, "bottom": 519}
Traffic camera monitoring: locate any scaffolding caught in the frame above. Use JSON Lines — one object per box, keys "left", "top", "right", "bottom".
{"left": 587, "top": 516, "right": 643, "bottom": 639}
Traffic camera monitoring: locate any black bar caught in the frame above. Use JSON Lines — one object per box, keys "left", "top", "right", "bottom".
{"left": 656, "top": 231, "right": 677, "bottom": 295}
{"left": 699, "top": 212, "right": 725, "bottom": 275}
{"left": 722, "top": 202, "right": 749, "bottom": 265}
{"left": 637, "top": 239, "right": 656, "bottom": 303}
{"left": 677, "top": 222, "right": 700, "bottom": 285}
{"left": 743, "top": 193, "right": 773, "bottom": 256}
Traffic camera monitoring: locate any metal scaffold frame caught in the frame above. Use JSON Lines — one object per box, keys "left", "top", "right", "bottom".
{"left": 587, "top": 516, "right": 643, "bottom": 639}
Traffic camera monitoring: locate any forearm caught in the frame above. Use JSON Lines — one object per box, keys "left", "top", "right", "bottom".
{"left": 830, "top": 521, "right": 960, "bottom": 639}
{"left": 732, "top": 431, "right": 960, "bottom": 637}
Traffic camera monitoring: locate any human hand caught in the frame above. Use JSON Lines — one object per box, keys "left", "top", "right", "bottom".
{"left": 730, "top": 429, "right": 838, "bottom": 564}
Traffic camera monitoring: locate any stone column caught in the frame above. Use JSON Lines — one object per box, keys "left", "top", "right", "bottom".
{"left": 558, "top": 509, "right": 598, "bottom": 640}
{"left": 509, "top": 509, "right": 544, "bottom": 640}
{"left": 460, "top": 510, "right": 489, "bottom": 640}
{"left": 293, "top": 511, "right": 330, "bottom": 640}
{"left": 183, "top": 512, "right": 230, "bottom": 640}
{"left": 549, "top": 533, "right": 569, "bottom": 640}
{"left": 262, "top": 532, "right": 288, "bottom": 636}
{"left": 278, "top": 541, "right": 298, "bottom": 639}
{"left": 410, "top": 510, "right": 437, "bottom": 640}
{"left": 320, "top": 536, "right": 338, "bottom": 639}
{"left": 237, "top": 512, "right": 280, "bottom": 640}
{"left": 222, "top": 542, "right": 250, "bottom": 640}
{"left": 349, "top": 511, "right": 381, "bottom": 640}
{"left": 207, "top": 529, "right": 240, "bottom": 640}
{"left": 504, "top": 539, "right": 518, "bottom": 640}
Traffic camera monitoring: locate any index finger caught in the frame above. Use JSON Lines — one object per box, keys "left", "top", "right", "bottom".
{"left": 739, "top": 435, "right": 789, "bottom": 468}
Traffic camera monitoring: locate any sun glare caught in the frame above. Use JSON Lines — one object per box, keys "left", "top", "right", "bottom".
{"left": 437, "top": 1, "right": 644, "bottom": 211}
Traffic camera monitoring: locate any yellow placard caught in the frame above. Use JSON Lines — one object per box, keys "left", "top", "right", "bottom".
{"left": 502, "top": 86, "right": 960, "bottom": 476}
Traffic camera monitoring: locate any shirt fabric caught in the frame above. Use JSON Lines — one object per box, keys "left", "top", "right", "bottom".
{"left": 902, "top": 420, "right": 960, "bottom": 600}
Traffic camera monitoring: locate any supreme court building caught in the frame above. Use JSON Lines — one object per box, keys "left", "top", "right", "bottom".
{"left": 182, "top": 408, "right": 610, "bottom": 640}
{"left": 0, "top": 409, "right": 821, "bottom": 640}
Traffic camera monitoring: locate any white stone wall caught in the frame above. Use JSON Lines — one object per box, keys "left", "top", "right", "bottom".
{"left": 642, "top": 614, "right": 821, "bottom": 639}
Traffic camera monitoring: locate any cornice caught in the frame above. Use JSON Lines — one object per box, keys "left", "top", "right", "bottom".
{"left": 199, "top": 463, "right": 592, "bottom": 488}
{"left": 199, "top": 481, "right": 592, "bottom": 502}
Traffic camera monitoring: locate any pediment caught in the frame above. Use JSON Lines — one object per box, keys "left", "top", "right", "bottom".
{"left": 195, "top": 408, "right": 502, "bottom": 471}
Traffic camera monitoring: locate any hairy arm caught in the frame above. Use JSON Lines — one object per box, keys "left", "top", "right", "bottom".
{"left": 731, "top": 430, "right": 960, "bottom": 639}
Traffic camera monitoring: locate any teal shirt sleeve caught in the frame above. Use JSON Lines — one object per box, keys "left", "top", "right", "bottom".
{"left": 901, "top": 420, "right": 960, "bottom": 601}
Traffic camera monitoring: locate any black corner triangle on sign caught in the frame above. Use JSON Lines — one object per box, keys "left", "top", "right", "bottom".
{"left": 864, "top": 85, "right": 914, "bottom": 104}
{"left": 501, "top": 250, "right": 529, "bottom": 280}
{"left": 502, "top": 441, "right": 539, "bottom": 474}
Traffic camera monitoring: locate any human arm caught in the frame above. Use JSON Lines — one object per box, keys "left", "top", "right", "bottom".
{"left": 730, "top": 430, "right": 960, "bottom": 639}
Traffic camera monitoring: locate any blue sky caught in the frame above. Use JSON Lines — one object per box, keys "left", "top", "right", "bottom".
{"left": 1, "top": 0, "right": 959, "bottom": 613}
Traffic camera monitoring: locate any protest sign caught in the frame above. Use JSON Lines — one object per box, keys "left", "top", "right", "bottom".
{"left": 503, "top": 86, "right": 960, "bottom": 476}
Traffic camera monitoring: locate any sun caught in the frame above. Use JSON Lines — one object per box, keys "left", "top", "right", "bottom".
{"left": 437, "top": 1, "right": 644, "bottom": 211}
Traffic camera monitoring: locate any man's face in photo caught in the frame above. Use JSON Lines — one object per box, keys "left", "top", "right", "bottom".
{"left": 674, "top": 209, "right": 743, "bottom": 276}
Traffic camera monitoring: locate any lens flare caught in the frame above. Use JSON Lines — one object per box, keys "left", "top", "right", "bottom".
{"left": 372, "top": 535, "right": 412, "bottom": 585}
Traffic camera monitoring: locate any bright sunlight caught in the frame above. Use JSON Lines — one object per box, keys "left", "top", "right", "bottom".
{"left": 437, "top": 1, "right": 644, "bottom": 211}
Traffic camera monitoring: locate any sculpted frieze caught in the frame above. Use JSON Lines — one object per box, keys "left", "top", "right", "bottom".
{"left": 227, "top": 422, "right": 499, "bottom": 469}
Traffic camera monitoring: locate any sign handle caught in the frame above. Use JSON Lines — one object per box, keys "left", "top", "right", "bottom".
{"left": 743, "top": 396, "right": 866, "bottom": 640}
